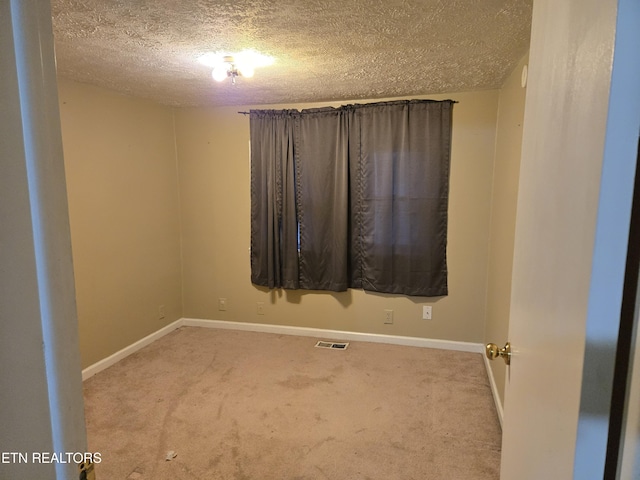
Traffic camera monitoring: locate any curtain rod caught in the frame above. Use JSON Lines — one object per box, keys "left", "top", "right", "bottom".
{"left": 238, "top": 100, "right": 459, "bottom": 115}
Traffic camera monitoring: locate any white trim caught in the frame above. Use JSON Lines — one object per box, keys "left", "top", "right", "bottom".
{"left": 82, "top": 318, "right": 488, "bottom": 382}
{"left": 81, "top": 319, "right": 182, "bottom": 380}
{"left": 482, "top": 352, "right": 505, "bottom": 427}
{"left": 181, "top": 318, "right": 484, "bottom": 353}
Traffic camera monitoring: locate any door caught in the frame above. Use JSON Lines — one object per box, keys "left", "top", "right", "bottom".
{"left": 498, "top": 0, "right": 640, "bottom": 478}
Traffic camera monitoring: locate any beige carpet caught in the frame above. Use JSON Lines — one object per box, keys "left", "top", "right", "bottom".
{"left": 83, "top": 327, "right": 501, "bottom": 479}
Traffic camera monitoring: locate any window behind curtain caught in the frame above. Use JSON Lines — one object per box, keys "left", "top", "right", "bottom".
{"left": 250, "top": 99, "right": 454, "bottom": 297}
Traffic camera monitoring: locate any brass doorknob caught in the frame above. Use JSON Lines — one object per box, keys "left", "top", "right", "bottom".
{"left": 485, "top": 342, "right": 511, "bottom": 365}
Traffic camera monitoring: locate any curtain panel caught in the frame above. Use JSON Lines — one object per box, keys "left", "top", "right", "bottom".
{"left": 250, "top": 99, "right": 454, "bottom": 297}
{"left": 249, "top": 110, "right": 299, "bottom": 289}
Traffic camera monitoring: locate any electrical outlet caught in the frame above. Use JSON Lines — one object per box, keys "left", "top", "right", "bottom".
{"left": 384, "top": 309, "right": 394, "bottom": 324}
{"left": 257, "top": 302, "right": 265, "bottom": 315}
{"left": 423, "top": 305, "right": 432, "bottom": 320}
{"left": 218, "top": 298, "right": 227, "bottom": 311}
{"left": 158, "top": 305, "right": 166, "bottom": 319}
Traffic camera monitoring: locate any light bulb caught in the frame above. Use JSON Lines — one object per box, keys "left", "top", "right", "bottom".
{"left": 212, "top": 65, "right": 229, "bottom": 82}
{"left": 238, "top": 64, "right": 254, "bottom": 78}
{"left": 197, "top": 52, "right": 222, "bottom": 68}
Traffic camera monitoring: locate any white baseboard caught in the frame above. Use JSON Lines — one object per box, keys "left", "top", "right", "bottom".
{"left": 182, "top": 318, "right": 484, "bottom": 353}
{"left": 82, "top": 318, "right": 492, "bottom": 402}
{"left": 482, "top": 352, "right": 505, "bottom": 427}
{"left": 81, "top": 319, "right": 182, "bottom": 381}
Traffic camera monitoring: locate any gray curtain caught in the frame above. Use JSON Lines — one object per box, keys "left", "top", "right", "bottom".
{"left": 356, "top": 100, "right": 452, "bottom": 296}
{"left": 250, "top": 110, "right": 299, "bottom": 288}
{"left": 250, "top": 99, "right": 453, "bottom": 296}
{"left": 296, "top": 107, "right": 353, "bottom": 291}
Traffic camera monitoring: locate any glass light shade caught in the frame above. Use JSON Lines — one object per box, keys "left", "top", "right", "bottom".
{"left": 212, "top": 65, "right": 229, "bottom": 82}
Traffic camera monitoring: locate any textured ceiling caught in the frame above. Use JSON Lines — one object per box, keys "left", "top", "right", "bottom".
{"left": 51, "top": 0, "right": 532, "bottom": 107}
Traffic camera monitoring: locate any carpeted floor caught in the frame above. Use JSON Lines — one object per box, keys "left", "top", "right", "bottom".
{"left": 83, "top": 327, "right": 501, "bottom": 479}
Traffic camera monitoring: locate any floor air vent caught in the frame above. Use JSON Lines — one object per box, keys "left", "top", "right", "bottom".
{"left": 315, "top": 341, "right": 349, "bottom": 350}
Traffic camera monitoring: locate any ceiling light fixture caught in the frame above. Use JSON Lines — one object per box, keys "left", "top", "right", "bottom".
{"left": 198, "top": 50, "right": 274, "bottom": 85}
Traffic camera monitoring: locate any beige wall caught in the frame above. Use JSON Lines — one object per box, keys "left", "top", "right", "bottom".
{"left": 484, "top": 55, "right": 529, "bottom": 405}
{"left": 175, "top": 91, "right": 499, "bottom": 343}
{"left": 58, "top": 78, "right": 527, "bottom": 368}
{"left": 58, "top": 79, "right": 183, "bottom": 368}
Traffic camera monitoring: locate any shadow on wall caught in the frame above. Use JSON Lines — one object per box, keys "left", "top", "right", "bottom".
{"left": 255, "top": 284, "right": 446, "bottom": 308}
{"left": 254, "top": 285, "right": 355, "bottom": 308}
